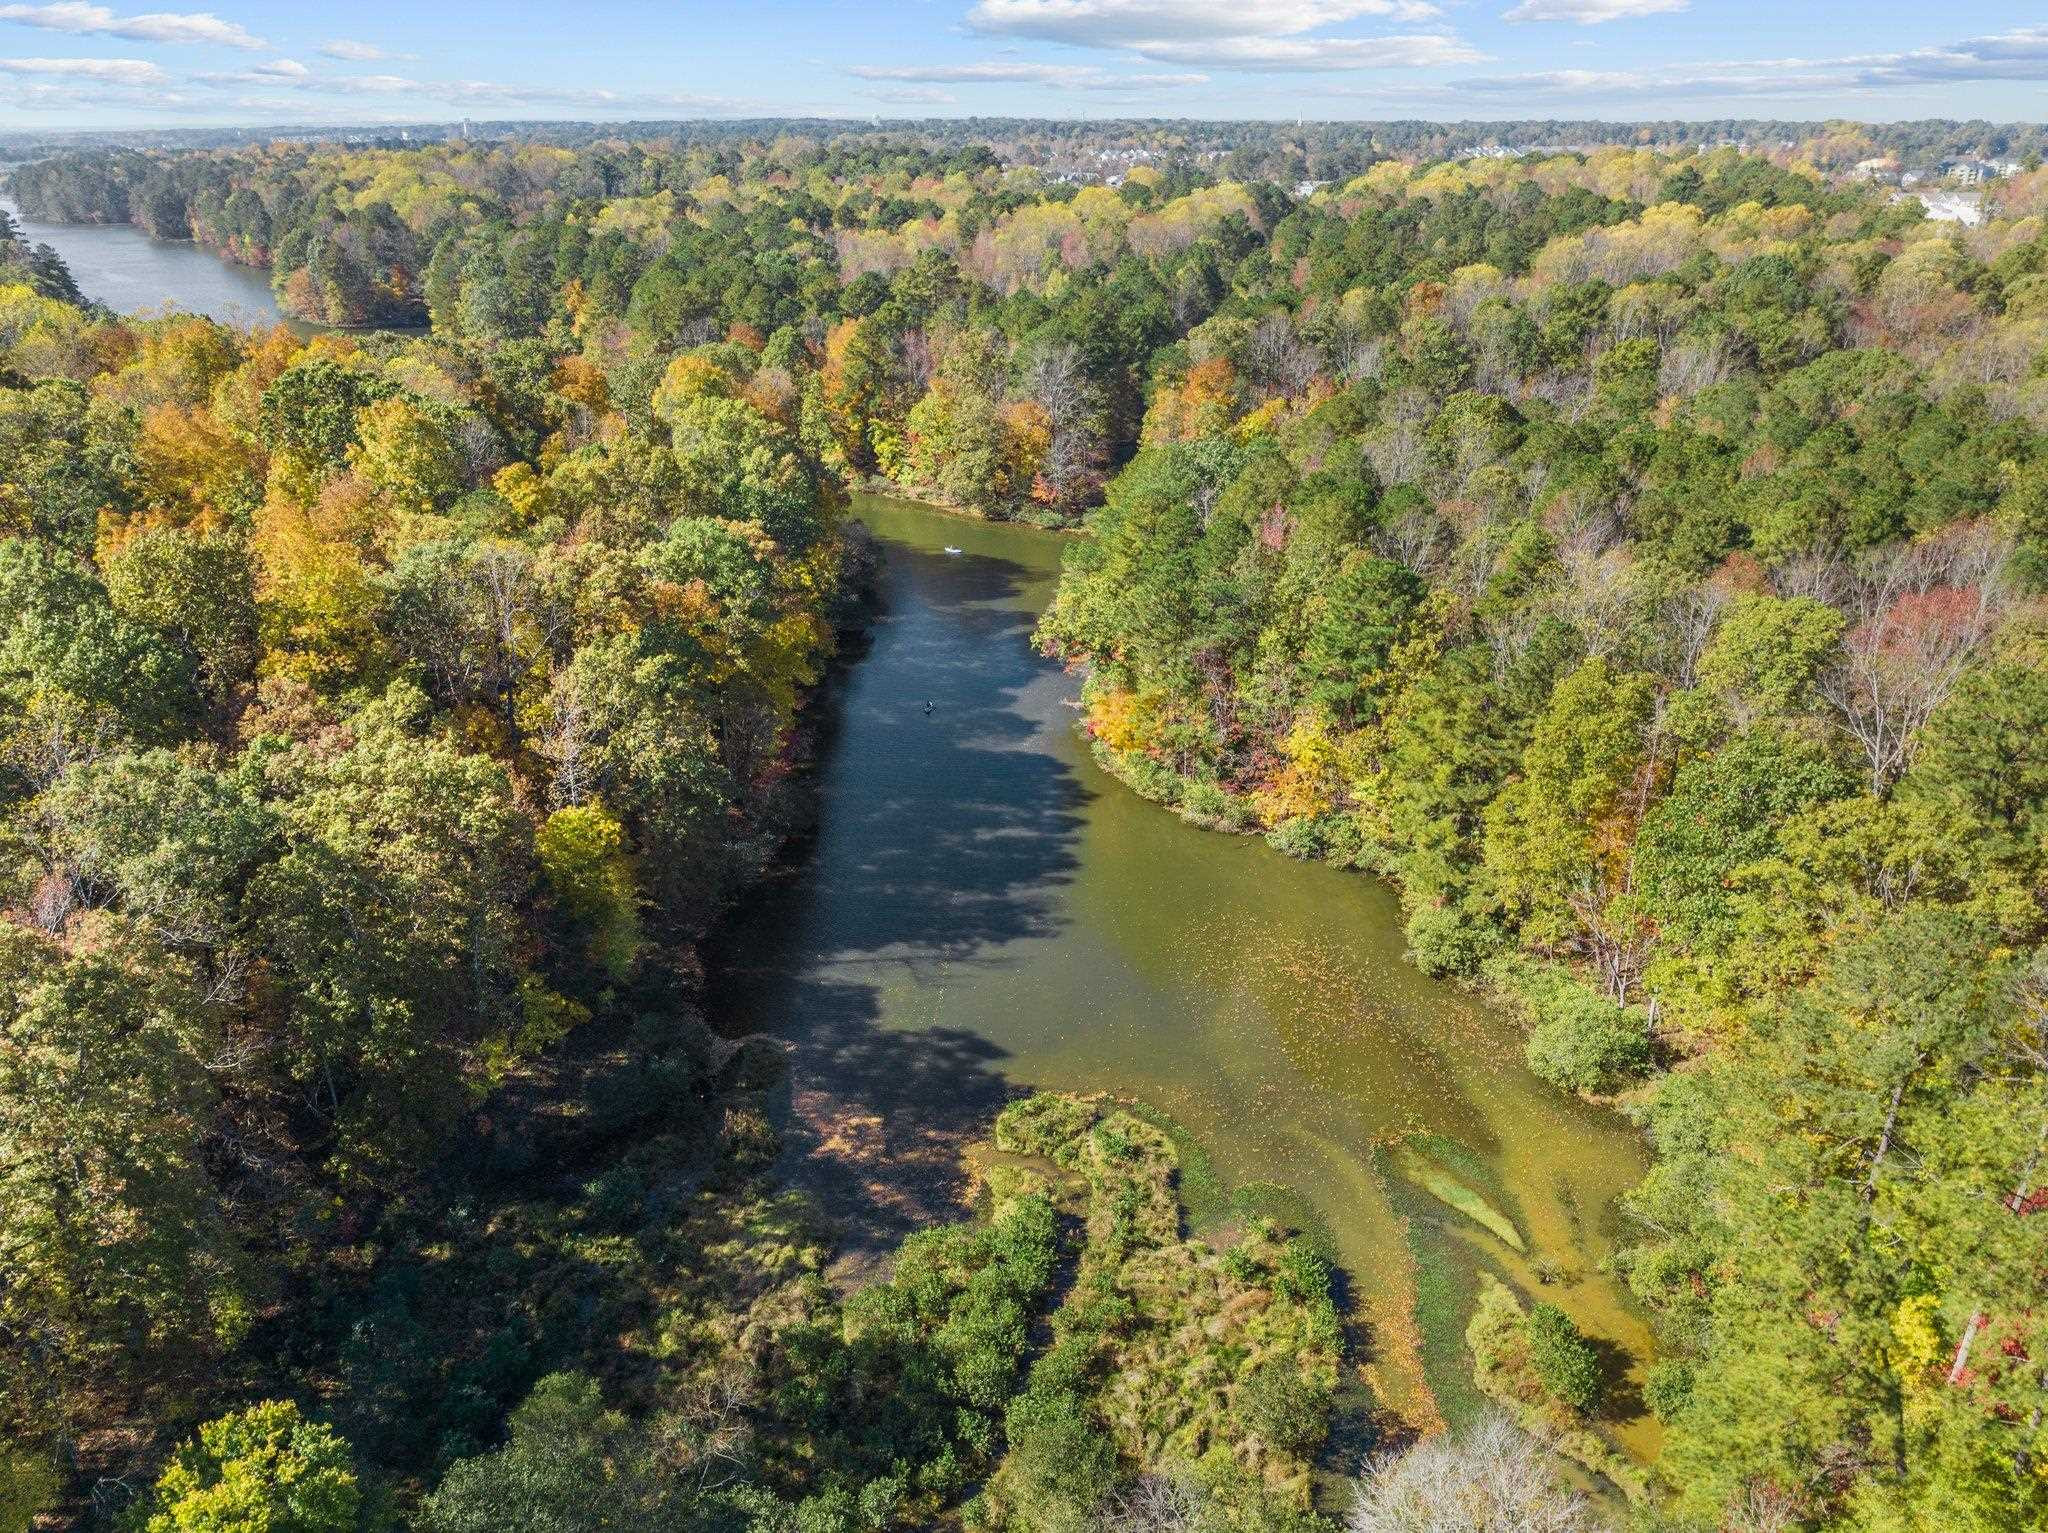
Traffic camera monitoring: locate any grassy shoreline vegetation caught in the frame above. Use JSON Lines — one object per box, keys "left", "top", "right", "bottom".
{"left": 2, "top": 122, "right": 2046, "bottom": 1531}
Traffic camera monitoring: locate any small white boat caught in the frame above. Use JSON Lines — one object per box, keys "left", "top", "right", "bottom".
{"left": 942, "top": 545, "right": 963, "bottom": 555}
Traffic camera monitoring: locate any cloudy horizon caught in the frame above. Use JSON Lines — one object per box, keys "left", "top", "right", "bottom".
{"left": 0, "top": 1, "right": 2044, "bottom": 129}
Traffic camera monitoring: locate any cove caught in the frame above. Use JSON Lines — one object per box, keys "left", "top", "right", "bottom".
{"left": 1, "top": 193, "right": 288, "bottom": 325}
{"left": 710, "top": 493, "right": 1661, "bottom": 1455}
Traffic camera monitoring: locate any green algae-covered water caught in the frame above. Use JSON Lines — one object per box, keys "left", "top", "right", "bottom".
{"left": 710, "top": 495, "right": 1658, "bottom": 1455}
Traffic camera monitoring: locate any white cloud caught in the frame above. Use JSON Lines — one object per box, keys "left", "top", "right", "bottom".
{"left": 0, "top": 3, "right": 265, "bottom": 49}
{"left": 1502, "top": 0, "right": 1686, "bottom": 23}
{"left": 232, "top": 71, "right": 761, "bottom": 113}
{"left": 860, "top": 84, "right": 959, "bottom": 104}
{"left": 852, "top": 60, "right": 1100, "bottom": 82}
{"left": 1079, "top": 70, "right": 1209, "bottom": 87}
{"left": 0, "top": 52, "right": 165, "bottom": 82}
{"left": 316, "top": 38, "right": 415, "bottom": 62}
{"left": 962, "top": 0, "right": 1473, "bottom": 74}
{"left": 300, "top": 70, "right": 420, "bottom": 94}
{"left": 1129, "top": 32, "right": 1481, "bottom": 68}
{"left": 206, "top": 67, "right": 765, "bottom": 114}
{"left": 1448, "top": 24, "right": 2048, "bottom": 101}
{"left": 197, "top": 62, "right": 419, "bottom": 92}
{"left": 849, "top": 59, "right": 1208, "bottom": 87}
{"left": 968, "top": 0, "right": 1439, "bottom": 44}
{"left": 7, "top": 76, "right": 197, "bottom": 107}
{"left": 1869, "top": 25, "right": 2048, "bottom": 86}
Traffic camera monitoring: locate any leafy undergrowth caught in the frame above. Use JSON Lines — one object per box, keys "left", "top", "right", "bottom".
{"left": 1465, "top": 1275, "right": 1650, "bottom": 1506}
{"left": 96, "top": 1081, "right": 1353, "bottom": 1531}
{"left": 970, "top": 1094, "right": 1344, "bottom": 1531}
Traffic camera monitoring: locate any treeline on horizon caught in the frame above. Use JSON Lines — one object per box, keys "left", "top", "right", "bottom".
{"left": 6, "top": 115, "right": 2048, "bottom": 172}
{"left": 2, "top": 128, "right": 2046, "bottom": 1532}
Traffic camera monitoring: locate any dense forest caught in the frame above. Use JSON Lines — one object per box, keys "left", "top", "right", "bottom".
{"left": 0, "top": 212, "right": 78, "bottom": 308}
{"left": 0, "top": 145, "right": 1385, "bottom": 1533}
{"left": 3, "top": 125, "right": 2047, "bottom": 1531}
{"left": 1034, "top": 151, "right": 2048, "bottom": 1530}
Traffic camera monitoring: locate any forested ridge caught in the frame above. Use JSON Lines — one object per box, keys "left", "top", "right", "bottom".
{"left": 2, "top": 129, "right": 2047, "bottom": 1531}
{"left": 1034, "top": 151, "right": 2048, "bottom": 1529}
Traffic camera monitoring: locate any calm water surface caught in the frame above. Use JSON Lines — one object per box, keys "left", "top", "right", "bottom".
{"left": 1, "top": 193, "right": 286, "bottom": 324}
{"left": 5, "top": 190, "right": 1658, "bottom": 1449}
{"left": 714, "top": 495, "right": 1660, "bottom": 1453}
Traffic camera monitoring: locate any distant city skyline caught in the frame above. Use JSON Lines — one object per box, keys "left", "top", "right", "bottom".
{"left": 1, "top": 1, "right": 2045, "bottom": 130}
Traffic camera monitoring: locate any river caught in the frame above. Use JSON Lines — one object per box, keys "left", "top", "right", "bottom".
{"left": 4, "top": 204, "right": 1660, "bottom": 1453}
{"left": 0, "top": 192, "right": 286, "bottom": 324}
{"left": 712, "top": 494, "right": 1659, "bottom": 1454}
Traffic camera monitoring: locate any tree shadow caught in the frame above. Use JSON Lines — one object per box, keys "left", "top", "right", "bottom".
{"left": 1586, "top": 1332, "right": 1648, "bottom": 1427}
{"left": 705, "top": 534, "right": 1093, "bottom": 1280}
{"left": 759, "top": 979, "right": 1023, "bottom": 1283}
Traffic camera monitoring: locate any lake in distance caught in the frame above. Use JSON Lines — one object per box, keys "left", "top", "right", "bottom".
{"left": 1, "top": 191, "right": 287, "bottom": 324}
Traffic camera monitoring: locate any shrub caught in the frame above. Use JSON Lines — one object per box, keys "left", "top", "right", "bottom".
{"left": 938, "top": 1286, "right": 1031, "bottom": 1410}
{"left": 1094, "top": 1120, "right": 1135, "bottom": 1160}
{"left": 983, "top": 1193, "right": 1061, "bottom": 1293}
{"left": 1272, "top": 1238, "right": 1333, "bottom": 1306}
{"left": 1002, "top": 1386, "right": 1117, "bottom": 1513}
{"left": 1222, "top": 1242, "right": 1261, "bottom": 1284}
{"left": 1348, "top": 1413, "right": 1599, "bottom": 1532}
{"left": 993, "top": 1093, "right": 1099, "bottom": 1159}
{"left": 1180, "top": 778, "right": 1235, "bottom": 826}
{"left": 1, "top": 1451, "right": 58, "bottom": 1531}
{"left": 1526, "top": 1303, "right": 1603, "bottom": 1413}
{"left": 1240, "top": 1360, "right": 1332, "bottom": 1455}
{"left": 1643, "top": 1358, "right": 1695, "bottom": 1422}
{"left": 1523, "top": 992, "right": 1651, "bottom": 1096}
{"left": 419, "top": 1373, "right": 660, "bottom": 1533}
{"left": 1405, "top": 903, "right": 1501, "bottom": 977}
{"left": 535, "top": 802, "right": 642, "bottom": 981}
{"left": 715, "top": 1106, "right": 781, "bottom": 1180}
{"left": 1264, "top": 814, "right": 1332, "bottom": 860}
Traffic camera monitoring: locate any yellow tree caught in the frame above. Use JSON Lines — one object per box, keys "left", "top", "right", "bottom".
{"left": 347, "top": 397, "right": 464, "bottom": 520}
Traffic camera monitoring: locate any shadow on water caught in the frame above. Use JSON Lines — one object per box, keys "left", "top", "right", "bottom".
{"left": 706, "top": 498, "right": 1658, "bottom": 1452}
{"left": 707, "top": 533, "right": 1091, "bottom": 1274}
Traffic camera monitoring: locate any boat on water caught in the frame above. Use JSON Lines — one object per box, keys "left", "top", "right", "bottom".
{"left": 943, "top": 545, "right": 963, "bottom": 555}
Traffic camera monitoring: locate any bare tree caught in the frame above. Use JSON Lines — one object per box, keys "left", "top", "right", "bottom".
{"left": 536, "top": 675, "right": 594, "bottom": 809}
{"left": 1524, "top": 368, "right": 1594, "bottom": 420}
{"left": 1243, "top": 310, "right": 1320, "bottom": 398}
{"left": 1025, "top": 341, "right": 1105, "bottom": 511}
{"left": 1340, "top": 335, "right": 1388, "bottom": 385}
{"left": 662, "top": 1358, "right": 759, "bottom": 1497}
{"left": 1365, "top": 388, "right": 1434, "bottom": 489}
{"left": 1818, "top": 522, "right": 2010, "bottom": 796}
{"left": 1657, "top": 337, "right": 1731, "bottom": 398}
{"left": 1373, "top": 504, "right": 1453, "bottom": 577}
{"left": 1724, "top": 1478, "right": 1804, "bottom": 1533}
{"left": 1347, "top": 1413, "right": 1607, "bottom": 1533}
{"left": 1769, "top": 550, "right": 1847, "bottom": 606}
{"left": 1657, "top": 578, "right": 1735, "bottom": 690}
{"left": 453, "top": 414, "right": 508, "bottom": 486}
{"left": 1545, "top": 500, "right": 1638, "bottom": 660}
{"left": 1097, "top": 1468, "right": 1204, "bottom": 1532}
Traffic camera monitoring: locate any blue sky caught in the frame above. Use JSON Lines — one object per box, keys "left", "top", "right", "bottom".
{"left": 1, "top": 1, "right": 2045, "bottom": 128}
